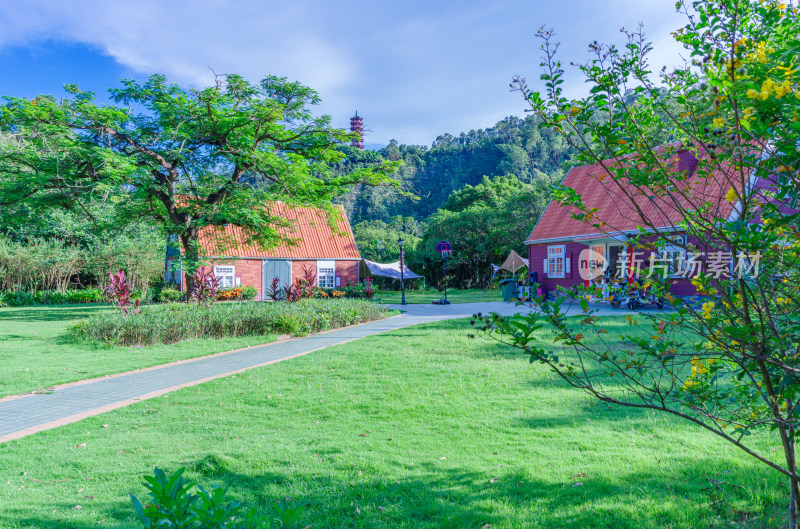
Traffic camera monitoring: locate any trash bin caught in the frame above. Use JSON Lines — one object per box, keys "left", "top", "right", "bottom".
{"left": 499, "top": 278, "right": 518, "bottom": 301}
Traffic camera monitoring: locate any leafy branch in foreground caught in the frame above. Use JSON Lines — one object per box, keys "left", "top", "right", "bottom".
{"left": 488, "top": 0, "right": 800, "bottom": 525}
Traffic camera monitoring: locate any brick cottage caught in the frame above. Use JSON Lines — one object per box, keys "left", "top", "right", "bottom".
{"left": 166, "top": 203, "right": 361, "bottom": 300}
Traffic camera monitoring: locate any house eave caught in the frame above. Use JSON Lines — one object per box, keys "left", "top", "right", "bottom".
{"left": 525, "top": 225, "right": 683, "bottom": 246}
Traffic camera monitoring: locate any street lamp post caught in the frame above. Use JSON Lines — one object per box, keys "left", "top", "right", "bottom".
{"left": 398, "top": 236, "right": 406, "bottom": 305}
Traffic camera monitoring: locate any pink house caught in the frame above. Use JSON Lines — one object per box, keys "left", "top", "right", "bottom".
{"left": 525, "top": 144, "right": 759, "bottom": 297}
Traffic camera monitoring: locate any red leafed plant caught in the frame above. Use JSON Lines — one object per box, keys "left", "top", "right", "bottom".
{"left": 282, "top": 267, "right": 317, "bottom": 303}
{"left": 300, "top": 266, "right": 316, "bottom": 298}
{"left": 190, "top": 266, "right": 220, "bottom": 306}
{"left": 266, "top": 277, "right": 284, "bottom": 301}
{"left": 105, "top": 269, "right": 139, "bottom": 315}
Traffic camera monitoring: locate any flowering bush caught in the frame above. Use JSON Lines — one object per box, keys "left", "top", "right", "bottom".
{"left": 216, "top": 287, "right": 244, "bottom": 301}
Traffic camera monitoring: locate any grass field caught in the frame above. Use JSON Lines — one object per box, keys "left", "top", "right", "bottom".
{"left": 372, "top": 288, "right": 500, "bottom": 304}
{"left": 0, "top": 304, "right": 282, "bottom": 398}
{"left": 0, "top": 318, "right": 785, "bottom": 528}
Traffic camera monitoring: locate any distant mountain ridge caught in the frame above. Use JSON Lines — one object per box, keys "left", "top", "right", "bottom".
{"left": 333, "top": 114, "right": 576, "bottom": 224}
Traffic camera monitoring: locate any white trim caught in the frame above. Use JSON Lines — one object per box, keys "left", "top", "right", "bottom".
{"left": 213, "top": 265, "right": 236, "bottom": 288}
{"left": 547, "top": 244, "right": 567, "bottom": 279}
{"left": 316, "top": 260, "right": 336, "bottom": 288}
{"left": 525, "top": 225, "right": 682, "bottom": 245}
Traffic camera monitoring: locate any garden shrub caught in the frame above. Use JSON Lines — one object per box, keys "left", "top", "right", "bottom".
{"left": 69, "top": 298, "right": 389, "bottom": 346}
{"left": 0, "top": 287, "right": 106, "bottom": 306}
{"left": 217, "top": 287, "right": 245, "bottom": 301}
{"left": 213, "top": 285, "right": 258, "bottom": 302}
{"left": 240, "top": 285, "right": 258, "bottom": 301}
{"left": 158, "top": 287, "right": 181, "bottom": 303}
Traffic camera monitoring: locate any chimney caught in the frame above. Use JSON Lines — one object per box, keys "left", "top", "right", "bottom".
{"left": 677, "top": 147, "right": 699, "bottom": 175}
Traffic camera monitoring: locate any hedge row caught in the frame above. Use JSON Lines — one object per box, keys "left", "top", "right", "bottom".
{"left": 68, "top": 298, "right": 391, "bottom": 346}
{"left": 0, "top": 288, "right": 106, "bottom": 306}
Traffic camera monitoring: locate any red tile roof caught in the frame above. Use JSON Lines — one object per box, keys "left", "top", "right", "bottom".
{"left": 198, "top": 203, "right": 361, "bottom": 259}
{"left": 526, "top": 144, "right": 742, "bottom": 243}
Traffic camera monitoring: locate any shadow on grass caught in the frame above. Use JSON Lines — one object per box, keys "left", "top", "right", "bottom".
{"left": 4, "top": 455, "right": 782, "bottom": 529}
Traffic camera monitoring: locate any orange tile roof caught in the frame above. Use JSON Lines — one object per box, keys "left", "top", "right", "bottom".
{"left": 198, "top": 203, "right": 361, "bottom": 259}
{"left": 527, "top": 144, "right": 742, "bottom": 243}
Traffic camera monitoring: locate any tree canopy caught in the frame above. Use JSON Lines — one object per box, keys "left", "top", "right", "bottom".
{"left": 0, "top": 74, "right": 401, "bottom": 282}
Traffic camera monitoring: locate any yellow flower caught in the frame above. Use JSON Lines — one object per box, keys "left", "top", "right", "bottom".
{"left": 746, "top": 88, "right": 760, "bottom": 99}
{"left": 701, "top": 301, "right": 715, "bottom": 319}
{"left": 774, "top": 79, "right": 792, "bottom": 98}
{"left": 725, "top": 187, "right": 738, "bottom": 203}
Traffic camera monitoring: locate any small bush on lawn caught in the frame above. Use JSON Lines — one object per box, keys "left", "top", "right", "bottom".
{"left": 69, "top": 298, "right": 389, "bottom": 346}
{"left": 131, "top": 467, "right": 303, "bottom": 529}
{"left": 158, "top": 287, "right": 182, "bottom": 303}
{"left": 240, "top": 284, "right": 258, "bottom": 301}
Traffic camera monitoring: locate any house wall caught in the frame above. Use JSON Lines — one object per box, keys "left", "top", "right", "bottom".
{"left": 292, "top": 260, "right": 360, "bottom": 288}
{"left": 527, "top": 242, "right": 586, "bottom": 294}
{"left": 168, "top": 258, "right": 361, "bottom": 300}
{"left": 527, "top": 237, "right": 702, "bottom": 297}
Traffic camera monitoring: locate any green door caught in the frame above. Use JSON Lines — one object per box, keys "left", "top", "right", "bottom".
{"left": 263, "top": 260, "right": 291, "bottom": 300}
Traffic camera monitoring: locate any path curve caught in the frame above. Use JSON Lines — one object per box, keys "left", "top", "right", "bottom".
{"left": 0, "top": 300, "right": 622, "bottom": 443}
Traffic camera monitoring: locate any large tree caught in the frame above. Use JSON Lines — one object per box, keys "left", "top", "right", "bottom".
{"left": 477, "top": 0, "right": 800, "bottom": 525}
{"left": 0, "top": 74, "right": 400, "bottom": 288}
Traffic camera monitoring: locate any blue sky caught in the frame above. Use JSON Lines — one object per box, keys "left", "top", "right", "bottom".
{"left": 0, "top": 0, "right": 686, "bottom": 146}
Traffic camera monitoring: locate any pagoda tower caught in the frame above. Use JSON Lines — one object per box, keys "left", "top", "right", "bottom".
{"left": 350, "top": 111, "right": 364, "bottom": 150}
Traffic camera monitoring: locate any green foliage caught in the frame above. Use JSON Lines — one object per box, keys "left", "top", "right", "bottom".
{"left": 69, "top": 299, "right": 389, "bottom": 346}
{"left": 0, "top": 74, "right": 400, "bottom": 280}
{"left": 335, "top": 116, "right": 574, "bottom": 223}
{"left": 352, "top": 217, "right": 421, "bottom": 262}
{"left": 418, "top": 175, "right": 555, "bottom": 289}
{"left": 130, "top": 467, "right": 303, "bottom": 529}
{"left": 240, "top": 285, "right": 258, "bottom": 301}
{"left": 0, "top": 287, "right": 105, "bottom": 306}
{"left": 158, "top": 288, "right": 182, "bottom": 303}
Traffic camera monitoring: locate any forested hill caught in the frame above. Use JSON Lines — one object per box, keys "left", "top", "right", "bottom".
{"left": 332, "top": 114, "right": 576, "bottom": 224}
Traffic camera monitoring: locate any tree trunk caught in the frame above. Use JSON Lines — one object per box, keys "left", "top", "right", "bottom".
{"left": 179, "top": 230, "right": 200, "bottom": 297}
{"left": 781, "top": 407, "right": 800, "bottom": 528}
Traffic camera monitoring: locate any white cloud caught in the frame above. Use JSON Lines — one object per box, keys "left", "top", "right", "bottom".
{"left": 0, "top": 0, "right": 694, "bottom": 145}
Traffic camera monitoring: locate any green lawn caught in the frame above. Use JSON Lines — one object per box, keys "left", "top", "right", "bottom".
{"left": 0, "top": 304, "right": 279, "bottom": 398}
{"left": 372, "top": 288, "right": 500, "bottom": 304}
{"left": 0, "top": 318, "right": 785, "bottom": 528}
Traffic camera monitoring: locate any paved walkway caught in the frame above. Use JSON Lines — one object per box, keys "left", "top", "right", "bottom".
{"left": 0, "top": 300, "right": 624, "bottom": 443}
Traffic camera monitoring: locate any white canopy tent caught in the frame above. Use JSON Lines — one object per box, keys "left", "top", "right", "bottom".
{"left": 361, "top": 259, "right": 423, "bottom": 280}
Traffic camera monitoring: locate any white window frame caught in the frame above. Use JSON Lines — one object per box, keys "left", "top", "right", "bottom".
{"left": 660, "top": 235, "right": 687, "bottom": 277}
{"left": 316, "top": 260, "right": 336, "bottom": 289}
{"left": 547, "top": 245, "right": 566, "bottom": 279}
{"left": 213, "top": 266, "right": 236, "bottom": 288}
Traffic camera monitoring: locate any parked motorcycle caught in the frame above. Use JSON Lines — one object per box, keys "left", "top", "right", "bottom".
{"left": 608, "top": 280, "right": 664, "bottom": 310}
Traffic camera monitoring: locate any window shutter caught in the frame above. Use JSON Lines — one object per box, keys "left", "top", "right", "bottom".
{"left": 565, "top": 255, "right": 572, "bottom": 279}
{"left": 543, "top": 259, "right": 548, "bottom": 278}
